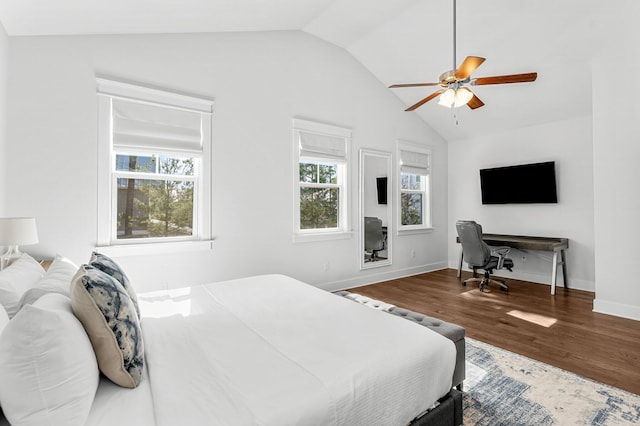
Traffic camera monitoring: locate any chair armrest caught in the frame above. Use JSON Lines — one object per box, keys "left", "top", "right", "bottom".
{"left": 489, "top": 246, "right": 511, "bottom": 269}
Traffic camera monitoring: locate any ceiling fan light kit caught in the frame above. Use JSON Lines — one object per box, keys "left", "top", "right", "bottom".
{"left": 389, "top": 0, "right": 537, "bottom": 112}
{"left": 438, "top": 86, "right": 473, "bottom": 108}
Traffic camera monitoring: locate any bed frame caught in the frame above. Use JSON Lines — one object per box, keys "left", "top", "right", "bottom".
{"left": 0, "top": 394, "right": 463, "bottom": 426}
{"left": 411, "top": 389, "right": 463, "bottom": 426}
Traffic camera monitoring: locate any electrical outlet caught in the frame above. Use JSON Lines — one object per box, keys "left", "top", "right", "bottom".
{"left": 411, "top": 250, "right": 416, "bottom": 258}
{"left": 322, "top": 261, "right": 330, "bottom": 271}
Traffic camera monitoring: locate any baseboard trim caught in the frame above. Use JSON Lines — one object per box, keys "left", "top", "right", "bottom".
{"left": 593, "top": 298, "right": 640, "bottom": 321}
{"left": 448, "top": 262, "right": 595, "bottom": 292}
{"left": 317, "top": 262, "right": 448, "bottom": 292}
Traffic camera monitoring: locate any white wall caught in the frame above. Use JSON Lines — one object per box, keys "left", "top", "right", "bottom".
{"left": 592, "top": 57, "right": 640, "bottom": 321}
{"left": 0, "top": 21, "right": 7, "bottom": 215}
{"left": 6, "top": 31, "right": 449, "bottom": 293}
{"left": 447, "top": 116, "right": 595, "bottom": 291}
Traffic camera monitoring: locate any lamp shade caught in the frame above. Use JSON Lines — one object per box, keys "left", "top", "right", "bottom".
{"left": 0, "top": 217, "right": 39, "bottom": 246}
{"left": 438, "top": 88, "right": 456, "bottom": 107}
{"left": 438, "top": 87, "right": 473, "bottom": 108}
{"left": 455, "top": 87, "right": 473, "bottom": 106}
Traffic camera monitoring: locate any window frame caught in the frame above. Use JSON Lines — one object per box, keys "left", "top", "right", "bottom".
{"left": 292, "top": 118, "right": 352, "bottom": 243}
{"left": 96, "top": 78, "right": 214, "bottom": 254}
{"left": 396, "top": 140, "right": 433, "bottom": 235}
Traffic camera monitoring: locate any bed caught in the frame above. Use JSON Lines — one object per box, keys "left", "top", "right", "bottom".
{"left": 0, "top": 254, "right": 461, "bottom": 425}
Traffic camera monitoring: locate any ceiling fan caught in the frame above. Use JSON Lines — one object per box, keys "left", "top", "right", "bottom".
{"left": 389, "top": 0, "right": 537, "bottom": 112}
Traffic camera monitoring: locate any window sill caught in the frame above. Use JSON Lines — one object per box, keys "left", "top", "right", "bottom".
{"left": 396, "top": 227, "right": 434, "bottom": 236}
{"left": 95, "top": 240, "right": 214, "bottom": 257}
{"left": 293, "top": 231, "right": 353, "bottom": 243}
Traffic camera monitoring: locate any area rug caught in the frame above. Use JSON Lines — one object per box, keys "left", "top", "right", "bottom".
{"left": 464, "top": 338, "right": 640, "bottom": 425}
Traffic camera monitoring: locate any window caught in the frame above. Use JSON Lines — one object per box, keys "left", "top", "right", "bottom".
{"left": 96, "top": 79, "right": 213, "bottom": 252}
{"left": 114, "top": 153, "right": 195, "bottom": 240}
{"left": 293, "top": 119, "right": 351, "bottom": 242}
{"left": 397, "top": 141, "right": 432, "bottom": 233}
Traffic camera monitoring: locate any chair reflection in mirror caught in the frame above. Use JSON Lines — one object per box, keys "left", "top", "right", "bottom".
{"left": 364, "top": 217, "right": 386, "bottom": 262}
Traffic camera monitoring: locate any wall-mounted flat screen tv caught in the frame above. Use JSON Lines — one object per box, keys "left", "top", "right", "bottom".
{"left": 376, "top": 177, "right": 387, "bottom": 205}
{"left": 480, "top": 161, "right": 558, "bottom": 204}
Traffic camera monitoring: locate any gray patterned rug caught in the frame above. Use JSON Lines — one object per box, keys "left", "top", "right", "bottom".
{"left": 464, "top": 338, "right": 640, "bottom": 425}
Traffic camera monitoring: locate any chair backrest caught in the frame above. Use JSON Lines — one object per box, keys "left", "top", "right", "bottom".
{"left": 364, "top": 217, "right": 384, "bottom": 251}
{"left": 456, "top": 220, "right": 492, "bottom": 267}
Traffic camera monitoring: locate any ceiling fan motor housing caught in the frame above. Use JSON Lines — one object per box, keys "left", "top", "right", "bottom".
{"left": 439, "top": 70, "right": 470, "bottom": 87}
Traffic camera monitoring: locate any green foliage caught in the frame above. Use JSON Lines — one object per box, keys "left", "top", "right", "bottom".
{"left": 299, "top": 161, "right": 339, "bottom": 229}
{"left": 300, "top": 187, "right": 339, "bottom": 229}
{"left": 401, "top": 193, "right": 423, "bottom": 226}
{"left": 117, "top": 155, "right": 194, "bottom": 239}
{"left": 400, "top": 172, "right": 425, "bottom": 226}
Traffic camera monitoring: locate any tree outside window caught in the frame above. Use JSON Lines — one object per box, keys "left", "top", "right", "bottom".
{"left": 299, "top": 161, "right": 340, "bottom": 230}
{"left": 400, "top": 173, "right": 425, "bottom": 226}
{"left": 115, "top": 154, "right": 196, "bottom": 240}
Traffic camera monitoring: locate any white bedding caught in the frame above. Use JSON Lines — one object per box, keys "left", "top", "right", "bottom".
{"left": 86, "top": 362, "right": 156, "bottom": 426}
{"left": 136, "top": 274, "right": 456, "bottom": 426}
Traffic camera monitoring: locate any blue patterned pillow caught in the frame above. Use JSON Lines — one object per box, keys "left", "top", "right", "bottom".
{"left": 70, "top": 265, "right": 144, "bottom": 388}
{"left": 89, "top": 252, "right": 140, "bottom": 318}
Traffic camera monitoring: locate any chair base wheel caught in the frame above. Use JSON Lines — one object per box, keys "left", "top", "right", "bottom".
{"left": 463, "top": 276, "right": 509, "bottom": 293}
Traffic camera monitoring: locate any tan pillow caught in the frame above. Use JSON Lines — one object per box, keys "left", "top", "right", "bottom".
{"left": 70, "top": 265, "right": 144, "bottom": 388}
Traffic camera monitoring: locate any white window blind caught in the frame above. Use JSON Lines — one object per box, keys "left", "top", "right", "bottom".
{"left": 299, "top": 131, "right": 347, "bottom": 160}
{"left": 400, "top": 149, "right": 430, "bottom": 175}
{"left": 112, "top": 99, "right": 204, "bottom": 154}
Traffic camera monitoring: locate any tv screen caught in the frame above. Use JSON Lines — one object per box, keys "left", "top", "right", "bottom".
{"left": 376, "top": 177, "right": 387, "bottom": 205}
{"left": 480, "top": 161, "right": 558, "bottom": 204}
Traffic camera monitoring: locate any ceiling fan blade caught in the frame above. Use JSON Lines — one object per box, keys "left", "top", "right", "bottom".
{"left": 467, "top": 94, "right": 485, "bottom": 110}
{"left": 472, "top": 72, "right": 538, "bottom": 86}
{"left": 389, "top": 82, "right": 440, "bottom": 88}
{"left": 405, "top": 90, "right": 444, "bottom": 111}
{"left": 455, "top": 56, "right": 486, "bottom": 80}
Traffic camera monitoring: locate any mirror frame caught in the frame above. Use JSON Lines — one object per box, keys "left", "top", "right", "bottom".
{"left": 359, "top": 149, "right": 393, "bottom": 270}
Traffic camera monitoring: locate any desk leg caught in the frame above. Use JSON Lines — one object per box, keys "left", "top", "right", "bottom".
{"left": 551, "top": 251, "right": 559, "bottom": 296}
{"left": 457, "top": 246, "right": 464, "bottom": 278}
{"left": 560, "top": 249, "right": 568, "bottom": 289}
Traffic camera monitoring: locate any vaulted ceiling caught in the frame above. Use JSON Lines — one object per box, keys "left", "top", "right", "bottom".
{"left": 0, "top": 0, "right": 625, "bottom": 140}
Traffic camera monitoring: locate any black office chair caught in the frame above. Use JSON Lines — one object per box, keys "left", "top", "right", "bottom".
{"left": 456, "top": 220, "right": 513, "bottom": 292}
{"left": 364, "top": 217, "right": 385, "bottom": 262}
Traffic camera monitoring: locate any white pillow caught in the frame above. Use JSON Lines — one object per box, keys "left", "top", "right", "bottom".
{"left": 0, "top": 253, "right": 45, "bottom": 317}
{"left": 37, "top": 254, "right": 78, "bottom": 293}
{"left": 0, "top": 293, "right": 99, "bottom": 426}
{"left": 16, "top": 255, "right": 78, "bottom": 309}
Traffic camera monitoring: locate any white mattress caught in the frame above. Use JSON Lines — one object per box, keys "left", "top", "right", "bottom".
{"left": 133, "top": 274, "right": 456, "bottom": 425}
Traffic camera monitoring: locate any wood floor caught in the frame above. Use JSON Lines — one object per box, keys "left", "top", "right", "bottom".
{"left": 352, "top": 269, "right": 640, "bottom": 396}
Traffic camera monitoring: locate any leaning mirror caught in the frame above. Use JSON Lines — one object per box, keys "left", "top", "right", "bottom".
{"left": 359, "top": 149, "right": 392, "bottom": 270}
